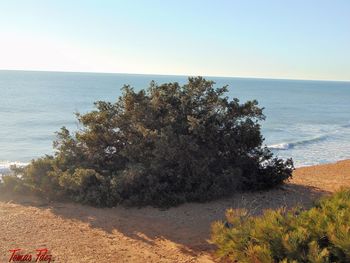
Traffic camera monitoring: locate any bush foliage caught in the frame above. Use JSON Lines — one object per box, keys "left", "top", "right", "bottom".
{"left": 211, "top": 189, "right": 350, "bottom": 262}
{"left": 1, "top": 77, "right": 293, "bottom": 207}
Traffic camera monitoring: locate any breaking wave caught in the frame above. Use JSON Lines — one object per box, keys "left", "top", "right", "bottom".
{"left": 268, "top": 135, "right": 329, "bottom": 150}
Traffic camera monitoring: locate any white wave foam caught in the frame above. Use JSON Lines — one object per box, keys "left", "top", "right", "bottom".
{"left": 268, "top": 143, "right": 290, "bottom": 150}
{"left": 0, "top": 161, "right": 29, "bottom": 175}
{"left": 268, "top": 135, "right": 328, "bottom": 151}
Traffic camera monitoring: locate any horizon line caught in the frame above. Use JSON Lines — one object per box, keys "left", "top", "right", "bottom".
{"left": 1, "top": 68, "right": 349, "bottom": 83}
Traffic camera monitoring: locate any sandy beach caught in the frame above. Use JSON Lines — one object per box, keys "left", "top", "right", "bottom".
{"left": 1, "top": 160, "right": 350, "bottom": 263}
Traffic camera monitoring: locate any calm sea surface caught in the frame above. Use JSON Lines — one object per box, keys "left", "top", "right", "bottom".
{"left": 1, "top": 70, "right": 350, "bottom": 172}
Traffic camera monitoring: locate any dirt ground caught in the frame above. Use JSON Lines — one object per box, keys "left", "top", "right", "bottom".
{"left": 1, "top": 160, "right": 350, "bottom": 263}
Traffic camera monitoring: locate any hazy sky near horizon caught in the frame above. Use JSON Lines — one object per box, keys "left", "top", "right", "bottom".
{"left": 0, "top": 0, "right": 349, "bottom": 81}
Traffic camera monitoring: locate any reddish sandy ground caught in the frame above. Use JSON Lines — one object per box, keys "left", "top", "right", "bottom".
{"left": 1, "top": 160, "right": 350, "bottom": 262}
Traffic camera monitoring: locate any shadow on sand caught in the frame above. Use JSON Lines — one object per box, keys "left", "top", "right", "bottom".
{"left": 0, "top": 183, "right": 330, "bottom": 257}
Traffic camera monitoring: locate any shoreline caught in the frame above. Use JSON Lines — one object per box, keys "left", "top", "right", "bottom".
{"left": 1, "top": 159, "right": 350, "bottom": 262}
{"left": 292, "top": 159, "right": 350, "bottom": 193}
{"left": 1, "top": 158, "right": 349, "bottom": 174}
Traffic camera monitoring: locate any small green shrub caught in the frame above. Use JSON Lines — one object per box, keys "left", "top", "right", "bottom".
{"left": 0, "top": 174, "right": 27, "bottom": 193}
{"left": 211, "top": 189, "right": 350, "bottom": 262}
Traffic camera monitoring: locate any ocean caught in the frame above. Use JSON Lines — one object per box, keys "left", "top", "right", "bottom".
{"left": 1, "top": 70, "right": 350, "bottom": 173}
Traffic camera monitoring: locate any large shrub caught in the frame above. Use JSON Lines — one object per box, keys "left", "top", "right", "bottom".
{"left": 211, "top": 189, "right": 350, "bottom": 262}
{"left": 2, "top": 77, "right": 293, "bottom": 207}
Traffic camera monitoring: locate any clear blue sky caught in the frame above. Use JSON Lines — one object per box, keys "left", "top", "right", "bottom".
{"left": 0, "top": 0, "right": 349, "bottom": 80}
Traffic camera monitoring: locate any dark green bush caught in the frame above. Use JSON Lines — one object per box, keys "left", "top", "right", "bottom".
{"left": 211, "top": 189, "right": 350, "bottom": 262}
{"left": 1, "top": 77, "right": 293, "bottom": 207}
